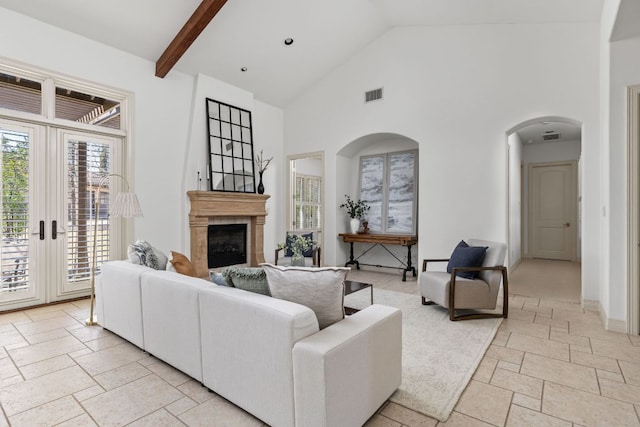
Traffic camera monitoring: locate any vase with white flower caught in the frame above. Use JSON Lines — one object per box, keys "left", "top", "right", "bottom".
{"left": 254, "top": 149, "right": 273, "bottom": 194}
{"left": 340, "top": 195, "right": 370, "bottom": 234}
{"left": 277, "top": 234, "right": 316, "bottom": 266}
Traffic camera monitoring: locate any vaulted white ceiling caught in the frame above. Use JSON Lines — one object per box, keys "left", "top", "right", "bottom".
{"left": 0, "top": 0, "right": 605, "bottom": 106}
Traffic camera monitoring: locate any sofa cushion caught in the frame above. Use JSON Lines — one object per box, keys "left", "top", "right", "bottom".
{"left": 127, "top": 240, "right": 168, "bottom": 270}
{"left": 170, "top": 251, "right": 196, "bottom": 277}
{"left": 262, "top": 263, "right": 348, "bottom": 329}
{"left": 447, "top": 240, "right": 488, "bottom": 280}
{"left": 223, "top": 267, "right": 270, "bottom": 296}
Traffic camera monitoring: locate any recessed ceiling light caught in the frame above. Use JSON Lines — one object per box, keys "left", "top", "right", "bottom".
{"left": 241, "top": 67, "right": 247, "bottom": 72}
{"left": 283, "top": 38, "right": 294, "bottom": 46}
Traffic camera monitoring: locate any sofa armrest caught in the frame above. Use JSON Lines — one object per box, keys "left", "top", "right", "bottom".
{"left": 292, "top": 304, "right": 402, "bottom": 427}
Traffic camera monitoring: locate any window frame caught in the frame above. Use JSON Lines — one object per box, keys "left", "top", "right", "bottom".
{"left": 358, "top": 149, "right": 418, "bottom": 235}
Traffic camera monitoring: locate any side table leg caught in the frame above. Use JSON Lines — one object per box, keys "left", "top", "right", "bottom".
{"left": 345, "top": 242, "right": 360, "bottom": 270}
{"left": 402, "top": 244, "right": 416, "bottom": 282}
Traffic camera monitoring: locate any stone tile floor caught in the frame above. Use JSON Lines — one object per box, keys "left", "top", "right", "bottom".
{"left": 0, "top": 267, "right": 637, "bottom": 426}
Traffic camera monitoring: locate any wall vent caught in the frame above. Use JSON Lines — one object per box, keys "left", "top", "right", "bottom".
{"left": 542, "top": 133, "right": 560, "bottom": 141}
{"left": 365, "top": 87, "right": 383, "bottom": 103}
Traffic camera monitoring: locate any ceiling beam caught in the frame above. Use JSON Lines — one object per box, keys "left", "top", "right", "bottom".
{"left": 155, "top": 0, "right": 229, "bottom": 78}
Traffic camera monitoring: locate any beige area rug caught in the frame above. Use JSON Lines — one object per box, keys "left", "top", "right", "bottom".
{"left": 344, "top": 288, "right": 502, "bottom": 422}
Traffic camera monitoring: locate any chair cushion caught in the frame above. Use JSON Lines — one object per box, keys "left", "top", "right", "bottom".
{"left": 285, "top": 232, "right": 314, "bottom": 257}
{"left": 447, "top": 240, "right": 488, "bottom": 279}
{"left": 261, "top": 263, "right": 347, "bottom": 329}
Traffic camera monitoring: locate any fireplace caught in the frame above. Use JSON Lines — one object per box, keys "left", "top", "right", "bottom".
{"left": 188, "top": 191, "right": 270, "bottom": 277}
{"left": 208, "top": 224, "right": 247, "bottom": 268}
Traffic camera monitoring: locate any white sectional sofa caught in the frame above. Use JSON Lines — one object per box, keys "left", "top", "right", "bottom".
{"left": 95, "top": 260, "right": 402, "bottom": 427}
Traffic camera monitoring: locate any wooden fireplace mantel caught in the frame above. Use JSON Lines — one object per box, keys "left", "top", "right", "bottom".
{"left": 188, "top": 191, "right": 270, "bottom": 278}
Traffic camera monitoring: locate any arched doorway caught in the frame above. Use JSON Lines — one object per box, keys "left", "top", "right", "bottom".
{"left": 506, "top": 117, "right": 582, "bottom": 301}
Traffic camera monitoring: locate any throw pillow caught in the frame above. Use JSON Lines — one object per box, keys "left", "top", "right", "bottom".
{"left": 210, "top": 271, "right": 232, "bottom": 287}
{"left": 261, "top": 263, "right": 348, "bottom": 329}
{"left": 222, "top": 267, "right": 270, "bottom": 296}
{"left": 127, "top": 240, "right": 168, "bottom": 270}
{"left": 447, "top": 240, "right": 488, "bottom": 280}
{"left": 170, "top": 251, "right": 196, "bottom": 277}
{"left": 285, "top": 232, "right": 314, "bottom": 257}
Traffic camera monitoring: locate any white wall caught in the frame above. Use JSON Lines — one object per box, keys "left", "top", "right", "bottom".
{"left": 284, "top": 23, "right": 601, "bottom": 291}
{"left": 508, "top": 133, "right": 523, "bottom": 267}
{"left": 607, "top": 34, "right": 640, "bottom": 325}
{"left": 0, "top": 7, "right": 283, "bottom": 263}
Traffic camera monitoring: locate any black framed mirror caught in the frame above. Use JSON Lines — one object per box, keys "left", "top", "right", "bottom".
{"left": 206, "top": 98, "right": 256, "bottom": 193}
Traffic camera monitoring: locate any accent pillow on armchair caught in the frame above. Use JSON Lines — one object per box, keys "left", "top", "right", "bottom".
{"left": 446, "top": 240, "right": 488, "bottom": 279}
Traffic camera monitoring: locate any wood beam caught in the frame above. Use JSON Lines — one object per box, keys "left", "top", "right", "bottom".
{"left": 155, "top": 0, "right": 229, "bottom": 78}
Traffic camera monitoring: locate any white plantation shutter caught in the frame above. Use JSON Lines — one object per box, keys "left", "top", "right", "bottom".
{"left": 294, "top": 175, "right": 321, "bottom": 230}
{"left": 66, "top": 139, "right": 111, "bottom": 282}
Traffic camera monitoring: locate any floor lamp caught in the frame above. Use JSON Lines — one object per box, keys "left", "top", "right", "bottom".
{"left": 86, "top": 173, "right": 143, "bottom": 326}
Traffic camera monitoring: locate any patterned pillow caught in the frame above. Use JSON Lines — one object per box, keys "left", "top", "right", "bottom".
{"left": 222, "top": 267, "right": 270, "bottom": 296}
{"left": 127, "top": 240, "right": 168, "bottom": 270}
{"left": 261, "top": 263, "right": 348, "bottom": 329}
{"left": 285, "top": 232, "right": 314, "bottom": 257}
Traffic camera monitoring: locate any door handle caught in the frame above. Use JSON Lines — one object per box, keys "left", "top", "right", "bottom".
{"left": 51, "top": 221, "right": 66, "bottom": 240}
{"left": 39, "top": 220, "right": 45, "bottom": 240}
{"left": 564, "top": 222, "right": 570, "bottom": 227}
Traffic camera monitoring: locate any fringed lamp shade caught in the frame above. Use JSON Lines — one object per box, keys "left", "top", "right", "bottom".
{"left": 110, "top": 192, "right": 143, "bottom": 218}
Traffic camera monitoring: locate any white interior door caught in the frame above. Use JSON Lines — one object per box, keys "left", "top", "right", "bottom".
{"left": 529, "top": 161, "right": 577, "bottom": 261}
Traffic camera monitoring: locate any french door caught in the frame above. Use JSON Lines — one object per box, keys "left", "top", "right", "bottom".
{"left": 1, "top": 119, "right": 123, "bottom": 310}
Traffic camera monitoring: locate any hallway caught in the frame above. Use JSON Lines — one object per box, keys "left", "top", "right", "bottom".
{"left": 510, "top": 259, "right": 581, "bottom": 303}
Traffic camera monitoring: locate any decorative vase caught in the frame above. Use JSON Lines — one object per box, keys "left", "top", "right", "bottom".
{"left": 257, "top": 171, "right": 265, "bottom": 194}
{"left": 291, "top": 254, "right": 305, "bottom": 266}
{"left": 349, "top": 218, "right": 360, "bottom": 234}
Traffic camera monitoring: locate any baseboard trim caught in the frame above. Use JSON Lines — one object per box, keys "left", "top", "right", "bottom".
{"left": 606, "top": 318, "right": 628, "bottom": 334}
{"left": 583, "top": 299, "right": 628, "bottom": 333}
{"left": 582, "top": 299, "right": 599, "bottom": 312}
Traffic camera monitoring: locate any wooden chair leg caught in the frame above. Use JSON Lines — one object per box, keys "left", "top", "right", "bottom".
{"left": 421, "top": 296, "right": 436, "bottom": 305}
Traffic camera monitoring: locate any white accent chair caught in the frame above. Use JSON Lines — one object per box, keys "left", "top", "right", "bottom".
{"left": 419, "top": 239, "right": 509, "bottom": 321}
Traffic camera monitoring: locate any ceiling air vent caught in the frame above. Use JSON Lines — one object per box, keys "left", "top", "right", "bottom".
{"left": 542, "top": 133, "right": 560, "bottom": 141}
{"left": 365, "top": 87, "right": 383, "bottom": 103}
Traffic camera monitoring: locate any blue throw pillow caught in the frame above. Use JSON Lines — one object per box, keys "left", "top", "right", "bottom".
{"left": 285, "top": 232, "right": 314, "bottom": 258}
{"left": 210, "top": 271, "right": 232, "bottom": 287}
{"left": 447, "top": 240, "right": 488, "bottom": 280}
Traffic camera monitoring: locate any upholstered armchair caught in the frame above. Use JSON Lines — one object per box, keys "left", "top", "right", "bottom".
{"left": 419, "top": 239, "right": 508, "bottom": 321}
{"left": 274, "top": 231, "right": 321, "bottom": 267}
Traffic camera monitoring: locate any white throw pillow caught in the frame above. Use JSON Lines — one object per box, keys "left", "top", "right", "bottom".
{"left": 261, "top": 263, "right": 348, "bottom": 329}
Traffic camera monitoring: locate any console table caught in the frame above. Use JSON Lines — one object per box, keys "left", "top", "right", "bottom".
{"left": 338, "top": 233, "right": 417, "bottom": 281}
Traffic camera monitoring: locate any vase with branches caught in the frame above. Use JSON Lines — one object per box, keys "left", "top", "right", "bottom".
{"left": 254, "top": 149, "right": 273, "bottom": 194}
{"left": 340, "top": 195, "right": 370, "bottom": 233}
